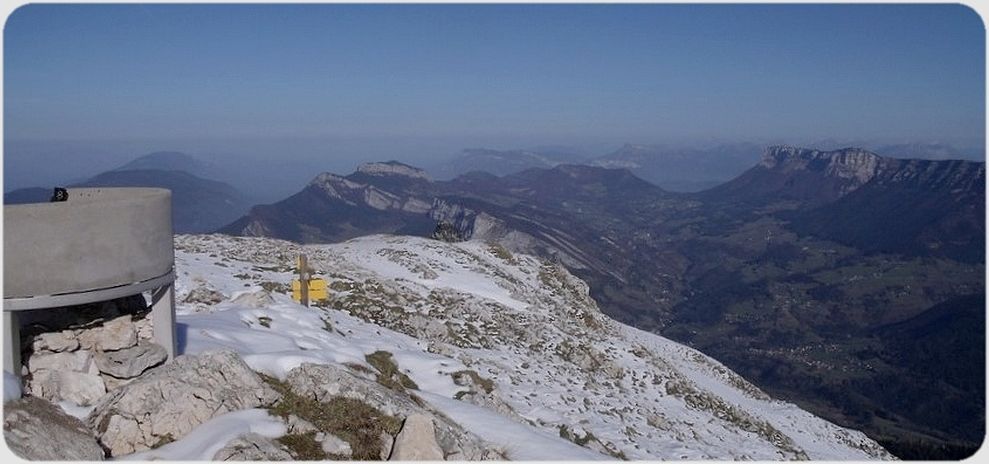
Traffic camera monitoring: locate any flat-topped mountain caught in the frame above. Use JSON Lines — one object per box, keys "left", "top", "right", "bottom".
{"left": 354, "top": 160, "right": 431, "bottom": 180}
{"left": 702, "top": 146, "right": 985, "bottom": 261}
{"left": 703, "top": 146, "right": 884, "bottom": 205}
{"left": 707, "top": 145, "right": 984, "bottom": 207}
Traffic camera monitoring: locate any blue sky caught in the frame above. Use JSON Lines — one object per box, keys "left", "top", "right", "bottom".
{"left": 3, "top": 4, "right": 985, "bottom": 148}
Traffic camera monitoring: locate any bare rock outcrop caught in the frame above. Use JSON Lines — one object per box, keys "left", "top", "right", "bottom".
{"left": 389, "top": 414, "right": 445, "bottom": 460}
{"left": 3, "top": 395, "right": 105, "bottom": 460}
{"left": 285, "top": 362, "right": 499, "bottom": 460}
{"left": 213, "top": 433, "right": 293, "bottom": 461}
{"left": 86, "top": 350, "right": 280, "bottom": 457}
{"left": 183, "top": 284, "right": 226, "bottom": 307}
{"left": 230, "top": 289, "right": 276, "bottom": 308}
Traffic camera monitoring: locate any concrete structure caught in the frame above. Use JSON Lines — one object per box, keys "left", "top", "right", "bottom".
{"left": 3, "top": 188, "right": 177, "bottom": 377}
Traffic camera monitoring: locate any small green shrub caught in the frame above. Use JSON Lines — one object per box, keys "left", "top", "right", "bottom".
{"left": 262, "top": 374, "right": 401, "bottom": 460}
{"left": 277, "top": 432, "right": 326, "bottom": 460}
{"left": 452, "top": 370, "right": 495, "bottom": 394}
{"left": 365, "top": 351, "right": 419, "bottom": 391}
{"left": 344, "top": 362, "right": 375, "bottom": 375}
{"left": 259, "top": 281, "right": 290, "bottom": 294}
{"left": 152, "top": 433, "right": 176, "bottom": 449}
{"left": 488, "top": 243, "right": 516, "bottom": 263}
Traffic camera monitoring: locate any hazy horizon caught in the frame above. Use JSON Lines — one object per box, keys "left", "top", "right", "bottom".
{"left": 4, "top": 4, "right": 986, "bottom": 195}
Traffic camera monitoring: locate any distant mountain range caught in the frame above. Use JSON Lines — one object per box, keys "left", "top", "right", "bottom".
{"left": 219, "top": 145, "right": 985, "bottom": 459}
{"left": 428, "top": 148, "right": 585, "bottom": 180}
{"left": 4, "top": 152, "right": 251, "bottom": 234}
{"left": 430, "top": 142, "right": 764, "bottom": 192}
{"left": 430, "top": 141, "right": 983, "bottom": 192}
{"left": 588, "top": 142, "right": 763, "bottom": 191}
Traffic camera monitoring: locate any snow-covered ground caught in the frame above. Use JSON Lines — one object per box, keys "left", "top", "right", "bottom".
{"left": 133, "top": 233, "right": 892, "bottom": 460}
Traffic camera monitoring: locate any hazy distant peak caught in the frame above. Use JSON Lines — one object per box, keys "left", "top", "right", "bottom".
{"left": 519, "top": 163, "right": 642, "bottom": 186}
{"left": 591, "top": 144, "right": 654, "bottom": 169}
{"left": 606, "top": 143, "right": 655, "bottom": 159}
{"left": 459, "top": 148, "right": 568, "bottom": 165}
{"left": 115, "top": 151, "right": 201, "bottom": 172}
{"left": 110, "top": 151, "right": 236, "bottom": 189}
{"left": 463, "top": 147, "right": 534, "bottom": 156}
{"left": 357, "top": 161, "right": 429, "bottom": 179}
{"left": 617, "top": 143, "right": 653, "bottom": 152}
{"left": 145, "top": 150, "right": 195, "bottom": 161}
{"left": 552, "top": 163, "right": 619, "bottom": 176}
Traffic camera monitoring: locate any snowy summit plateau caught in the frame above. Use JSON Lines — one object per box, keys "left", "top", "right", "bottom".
{"left": 25, "top": 232, "right": 893, "bottom": 460}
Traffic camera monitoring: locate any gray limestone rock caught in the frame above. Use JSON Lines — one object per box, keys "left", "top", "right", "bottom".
{"left": 286, "top": 362, "right": 420, "bottom": 418}
{"left": 285, "top": 363, "right": 498, "bottom": 460}
{"left": 230, "top": 290, "right": 276, "bottom": 308}
{"left": 3, "top": 396, "right": 105, "bottom": 460}
{"left": 78, "top": 315, "right": 138, "bottom": 351}
{"left": 184, "top": 285, "right": 226, "bottom": 306}
{"left": 29, "top": 330, "right": 80, "bottom": 353}
{"left": 380, "top": 430, "right": 395, "bottom": 460}
{"left": 389, "top": 414, "right": 445, "bottom": 461}
{"left": 26, "top": 350, "right": 107, "bottom": 406}
{"left": 27, "top": 350, "right": 92, "bottom": 374}
{"left": 86, "top": 350, "right": 280, "bottom": 457}
{"left": 93, "top": 341, "right": 167, "bottom": 379}
{"left": 55, "top": 370, "right": 108, "bottom": 406}
{"left": 213, "top": 433, "right": 293, "bottom": 461}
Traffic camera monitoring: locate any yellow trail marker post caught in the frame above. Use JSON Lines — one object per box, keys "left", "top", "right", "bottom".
{"left": 292, "top": 253, "right": 328, "bottom": 306}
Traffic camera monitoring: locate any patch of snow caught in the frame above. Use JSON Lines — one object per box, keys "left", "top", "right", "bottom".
{"left": 420, "top": 392, "right": 609, "bottom": 460}
{"left": 120, "top": 409, "right": 286, "bottom": 461}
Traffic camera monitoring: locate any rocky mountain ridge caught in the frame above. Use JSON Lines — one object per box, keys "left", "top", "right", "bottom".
{"left": 217, "top": 145, "right": 984, "bottom": 459}
{"left": 755, "top": 145, "right": 983, "bottom": 199}
{"left": 758, "top": 145, "right": 882, "bottom": 186}
{"left": 428, "top": 148, "right": 584, "bottom": 180}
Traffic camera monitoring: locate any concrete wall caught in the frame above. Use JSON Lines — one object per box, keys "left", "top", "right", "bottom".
{"left": 4, "top": 188, "right": 175, "bottom": 299}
